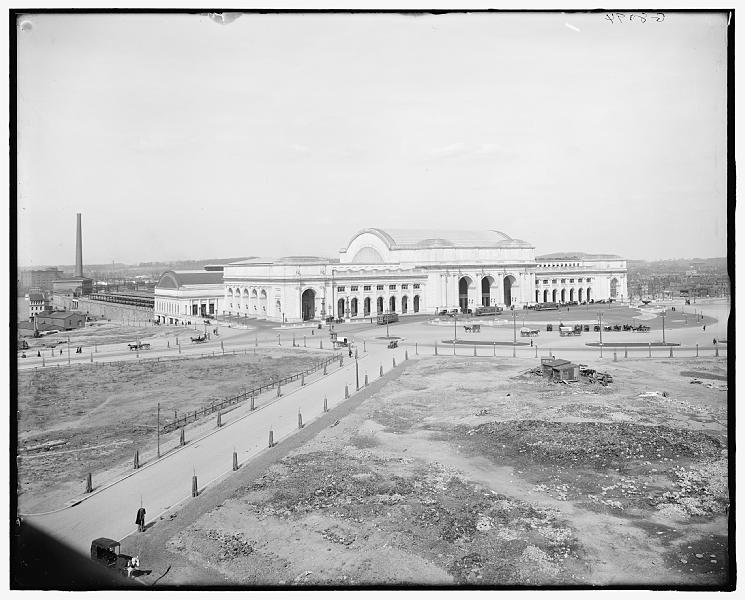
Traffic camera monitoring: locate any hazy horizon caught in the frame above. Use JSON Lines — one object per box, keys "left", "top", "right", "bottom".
{"left": 16, "top": 12, "right": 729, "bottom": 266}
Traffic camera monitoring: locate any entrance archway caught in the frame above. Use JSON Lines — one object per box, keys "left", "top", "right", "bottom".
{"left": 260, "top": 290, "right": 267, "bottom": 316}
{"left": 578, "top": 288, "right": 584, "bottom": 303}
{"left": 481, "top": 276, "right": 493, "bottom": 306}
{"left": 569, "top": 288, "right": 575, "bottom": 302}
{"left": 413, "top": 295, "right": 420, "bottom": 313}
{"left": 389, "top": 296, "right": 396, "bottom": 313}
{"left": 552, "top": 289, "right": 557, "bottom": 303}
{"left": 586, "top": 287, "right": 592, "bottom": 302}
{"left": 337, "top": 298, "right": 345, "bottom": 318}
{"left": 610, "top": 278, "right": 618, "bottom": 299}
{"left": 350, "top": 297, "right": 358, "bottom": 317}
{"left": 543, "top": 289, "right": 548, "bottom": 302}
{"left": 401, "top": 295, "right": 408, "bottom": 314}
{"left": 535, "top": 290, "right": 539, "bottom": 303}
{"left": 301, "top": 289, "right": 315, "bottom": 321}
{"left": 560, "top": 289, "right": 566, "bottom": 303}
{"left": 364, "top": 297, "right": 371, "bottom": 316}
{"left": 459, "top": 277, "right": 472, "bottom": 312}
{"left": 503, "top": 275, "right": 516, "bottom": 306}
{"left": 377, "top": 297, "right": 384, "bottom": 314}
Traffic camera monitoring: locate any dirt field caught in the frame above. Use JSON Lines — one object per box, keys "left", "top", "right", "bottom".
{"left": 158, "top": 356, "right": 729, "bottom": 587}
{"left": 16, "top": 349, "right": 326, "bottom": 513}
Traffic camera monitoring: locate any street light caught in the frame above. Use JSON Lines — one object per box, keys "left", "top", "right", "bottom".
{"left": 662, "top": 310, "right": 666, "bottom": 345}
{"left": 512, "top": 309, "right": 517, "bottom": 345}
{"left": 331, "top": 269, "right": 336, "bottom": 322}
{"left": 598, "top": 312, "right": 603, "bottom": 346}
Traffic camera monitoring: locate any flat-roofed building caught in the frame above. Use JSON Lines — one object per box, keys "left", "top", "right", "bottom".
{"left": 154, "top": 269, "right": 224, "bottom": 325}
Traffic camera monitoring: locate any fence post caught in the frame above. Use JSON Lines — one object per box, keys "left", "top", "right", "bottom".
{"left": 364, "top": 373, "right": 368, "bottom": 386}
{"left": 278, "top": 334, "right": 281, "bottom": 346}
{"left": 255, "top": 336, "right": 258, "bottom": 347}
{"left": 380, "top": 364, "right": 383, "bottom": 377}
{"left": 250, "top": 395, "right": 255, "bottom": 411}
{"left": 696, "top": 343, "right": 699, "bottom": 357}
{"left": 405, "top": 349, "right": 409, "bottom": 360}
{"left": 301, "top": 373, "right": 305, "bottom": 386}
{"left": 277, "top": 383, "right": 282, "bottom": 397}
{"left": 393, "top": 357, "right": 396, "bottom": 368}
{"left": 90, "top": 352, "right": 93, "bottom": 363}
{"left": 624, "top": 346, "right": 628, "bottom": 359}
{"left": 85, "top": 473, "right": 93, "bottom": 494}
{"left": 217, "top": 411, "right": 222, "bottom": 427}
{"left": 323, "top": 364, "right": 327, "bottom": 375}
{"left": 512, "top": 344, "right": 516, "bottom": 358}
{"left": 473, "top": 345, "right": 477, "bottom": 357}
{"left": 669, "top": 346, "right": 674, "bottom": 358}
{"left": 415, "top": 342, "right": 418, "bottom": 356}
{"left": 192, "top": 474, "right": 198, "bottom": 497}
{"left": 180, "top": 427, "right": 186, "bottom": 446}
{"left": 648, "top": 342, "right": 652, "bottom": 358}
{"left": 323, "top": 396, "right": 328, "bottom": 412}
{"left": 434, "top": 342, "right": 438, "bottom": 355}
{"left": 133, "top": 449, "right": 140, "bottom": 469}
{"left": 232, "top": 451, "right": 238, "bottom": 471}
{"left": 293, "top": 335, "right": 296, "bottom": 347}
{"left": 345, "top": 385, "right": 349, "bottom": 399}
{"left": 42, "top": 356, "right": 45, "bottom": 367}
{"left": 453, "top": 342, "right": 456, "bottom": 356}
{"left": 269, "top": 428, "right": 274, "bottom": 448}
{"left": 340, "top": 356, "right": 343, "bottom": 367}
{"left": 613, "top": 352, "right": 617, "bottom": 362}
{"left": 298, "top": 410, "right": 304, "bottom": 429}
{"left": 715, "top": 344, "right": 719, "bottom": 357}
{"left": 304, "top": 336, "right": 306, "bottom": 347}
{"left": 320, "top": 340, "right": 323, "bottom": 349}
{"left": 534, "top": 345, "right": 538, "bottom": 358}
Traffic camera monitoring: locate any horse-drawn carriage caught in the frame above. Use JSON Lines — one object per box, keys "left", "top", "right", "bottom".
{"left": 464, "top": 324, "right": 481, "bottom": 333}
{"left": 90, "top": 538, "right": 139, "bottom": 578}
{"left": 127, "top": 342, "right": 150, "bottom": 351}
{"left": 191, "top": 334, "right": 208, "bottom": 343}
{"left": 387, "top": 340, "right": 398, "bottom": 349}
{"left": 633, "top": 325, "right": 651, "bottom": 333}
{"left": 520, "top": 327, "right": 540, "bottom": 337}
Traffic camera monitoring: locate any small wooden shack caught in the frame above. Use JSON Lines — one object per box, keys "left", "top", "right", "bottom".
{"left": 540, "top": 358, "right": 580, "bottom": 381}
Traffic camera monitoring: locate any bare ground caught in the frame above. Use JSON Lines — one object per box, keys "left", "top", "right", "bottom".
{"left": 16, "top": 348, "right": 327, "bottom": 513}
{"left": 145, "top": 356, "right": 729, "bottom": 587}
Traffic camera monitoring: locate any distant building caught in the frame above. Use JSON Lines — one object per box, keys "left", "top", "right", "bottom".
{"left": 52, "top": 277, "right": 93, "bottom": 297}
{"left": 154, "top": 269, "right": 224, "bottom": 325}
{"left": 26, "top": 291, "right": 51, "bottom": 320}
{"left": 535, "top": 253, "right": 628, "bottom": 304}
{"left": 34, "top": 310, "right": 86, "bottom": 331}
{"left": 18, "top": 267, "right": 63, "bottom": 292}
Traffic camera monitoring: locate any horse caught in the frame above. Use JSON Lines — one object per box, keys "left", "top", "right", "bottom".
{"left": 127, "top": 556, "right": 140, "bottom": 578}
{"left": 464, "top": 326, "right": 472, "bottom": 333}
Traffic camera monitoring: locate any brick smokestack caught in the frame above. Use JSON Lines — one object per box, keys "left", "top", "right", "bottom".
{"left": 75, "top": 213, "right": 83, "bottom": 277}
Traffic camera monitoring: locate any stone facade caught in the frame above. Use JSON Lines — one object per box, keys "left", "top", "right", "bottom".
{"left": 221, "top": 228, "right": 628, "bottom": 323}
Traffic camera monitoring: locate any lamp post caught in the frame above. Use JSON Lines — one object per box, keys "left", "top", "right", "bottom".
{"left": 454, "top": 311, "right": 457, "bottom": 341}
{"left": 662, "top": 310, "right": 666, "bottom": 345}
{"left": 598, "top": 312, "right": 603, "bottom": 346}
{"left": 331, "top": 269, "right": 336, "bottom": 322}
{"left": 355, "top": 357, "right": 359, "bottom": 391}
{"left": 67, "top": 336, "right": 71, "bottom": 366}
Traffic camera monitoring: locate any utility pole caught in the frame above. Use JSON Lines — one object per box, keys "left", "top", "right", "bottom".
{"left": 512, "top": 309, "right": 517, "bottom": 346}
{"left": 355, "top": 358, "right": 359, "bottom": 391}
{"left": 67, "top": 336, "right": 71, "bottom": 366}
{"left": 662, "top": 310, "right": 666, "bottom": 345}
{"left": 454, "top": 311, "right": 457, "bottom": 341}
{"left": 598, "top": 313, "right": 603, "bottom": 346}
{"left": 157, "top": 402, "right": 160, "bottom": 458}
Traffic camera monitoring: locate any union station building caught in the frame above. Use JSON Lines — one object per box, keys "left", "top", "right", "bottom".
{"left": 209, "top": 228, "right": 628, "bottom": 324}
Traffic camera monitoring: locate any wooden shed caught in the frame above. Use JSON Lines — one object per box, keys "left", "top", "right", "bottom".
{"left": 540, "top": 358, "right": 580, "bottom": 381}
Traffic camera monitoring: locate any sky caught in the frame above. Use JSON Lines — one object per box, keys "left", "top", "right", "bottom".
{"left": 15, "top": 11, "right": 729, "bottom": 267}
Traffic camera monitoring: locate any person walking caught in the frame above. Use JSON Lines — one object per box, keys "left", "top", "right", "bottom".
{"left": 135, "top": 506, "right": 146, "bottom": 532}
